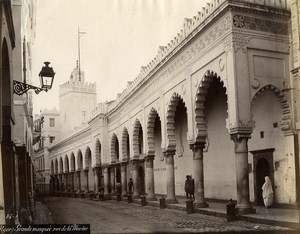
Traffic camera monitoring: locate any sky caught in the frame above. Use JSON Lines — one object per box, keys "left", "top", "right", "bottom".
{"left": 32, "top": 0, "right": 208, "bottom": 114}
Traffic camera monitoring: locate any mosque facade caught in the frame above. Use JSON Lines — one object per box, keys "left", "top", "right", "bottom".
{"left": 44, "top": 0, "right": 299, "bottom": 215}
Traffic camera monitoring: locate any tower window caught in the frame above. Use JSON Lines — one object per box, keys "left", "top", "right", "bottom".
{"left": 50, "top": 118, "right": 55, "bottom": 127}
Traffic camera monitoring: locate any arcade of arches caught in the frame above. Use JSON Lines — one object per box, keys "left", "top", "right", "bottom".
{"left": 47, "top": 1, "right": 296, "bottom": 215}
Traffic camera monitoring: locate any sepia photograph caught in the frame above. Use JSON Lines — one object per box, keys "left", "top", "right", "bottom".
{"left": 0, "top": 0, "right": 300, "bottom": 233}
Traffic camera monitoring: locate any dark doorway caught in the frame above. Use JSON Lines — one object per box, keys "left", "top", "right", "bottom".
{"left": 138, "top": 166, "right": 145, "bottom": 195}
{"left": 256, "top": 158, "right": 271, "bottom": 206}
{"left": 251, "top": 148, "right": 274, "bottom": 206}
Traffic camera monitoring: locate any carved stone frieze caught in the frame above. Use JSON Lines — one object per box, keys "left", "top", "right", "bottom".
{"left": 222, "top": 33, "right": 253, "bottom": 54}
{"left": 110, "top": 14, "right": 232, "bottom": 114}
{"left": 233, "top": 14, "right": 288, "bottom": 35}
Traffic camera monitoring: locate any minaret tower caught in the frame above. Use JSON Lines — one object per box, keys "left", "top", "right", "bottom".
{"left": 59, "top": 61, "right": 96, "bottom": 135}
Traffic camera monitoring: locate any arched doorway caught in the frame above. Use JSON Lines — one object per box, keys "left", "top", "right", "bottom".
{"left": 251, "top": 149, "right": 274, "bottom": 206}
{"left": 138, "top": 166, "right": 145, "bottom": 195}
{"left": 256, "top": 158, "right": 271, "bottom": 206}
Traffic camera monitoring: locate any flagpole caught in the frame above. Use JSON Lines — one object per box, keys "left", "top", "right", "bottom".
{"left": 78, "top": 27, "right": 86, "bottom": 82}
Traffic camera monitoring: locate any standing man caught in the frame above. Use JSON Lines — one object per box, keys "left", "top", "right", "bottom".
{"left": 128, "top": 178, "right": 133, "bottom": 195}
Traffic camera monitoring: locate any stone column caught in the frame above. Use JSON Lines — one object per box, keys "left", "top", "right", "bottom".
{"left": 164, "top": 150, "right": 177, "bottom": 203}
{"left": 59, "top": 174, "right": 63, "bottom": 191}
{"left": 103, "top": 165, "right": 110, "bottom": 197}
{"left": 84, "top": 170, "right": 89, "bottom": 192}
{"left": 132, "top": 160, "right": 140, "bottom": 198}
{"left": 110, "top": 165, "right": 115, "bottom": 194}
{"left": 231, "top": 134, "right": 255, "bottom": 214}
{"left": 71, "top": 172, "right": 74, "bottom": 191}
{"left": 145, "top": 155, "right": 156, "bottom": 200}
{"left": 64, "top": 173, "right": 69, "bottom": 191}
{"left": 121, "top": 162, "right": 128, "bottom": 196}
{"left": 77, "top": 171, "right": 81, "bottom": 192}
{"left": 190, "top": 142, "right": 208, "bottom": 207}
{"left": 94, "top": 167, "right": 100, "bottom": 193}
{"left": 55, "top": 175, "right": 59, "bottom": 191}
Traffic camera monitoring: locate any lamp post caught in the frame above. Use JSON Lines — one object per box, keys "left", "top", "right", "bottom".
{"left": 13, "top": 62, "right": 55, "bottom": 95}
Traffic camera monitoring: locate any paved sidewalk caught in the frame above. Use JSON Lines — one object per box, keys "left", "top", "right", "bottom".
{"left": 123, "top": 196, "right": 299, "bottom": 229}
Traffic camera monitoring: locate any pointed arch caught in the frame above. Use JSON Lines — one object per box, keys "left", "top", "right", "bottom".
{"left": 110, "top": 133, "right": 119, "bottom": 162}
{"left": 54, "top": 158, "right": 59, "bottom": 175}
{"left": 59, "top": 156, "right": 63, "bottom": 174}
{"left": 50, "top": 160, "right": 54, "bottom": 175}
{"left": 70, "top": 152, "right": 75, "bottom": 172}
{"left": 95, "top": 139, "right": 101, "bottom": 166}
{"left": 64, "top": 155, "right": 69, "bottom": 173}
{"left": 194, "top": 70, "right": 227, "bottom": 142}
{"left": 84, "top": 147, "right": 92, "bottom": 170}
{"left": 147, "top": 108, "right": 160, "bottom": 155}
{"left": 132, "top": 119, "right": 143, "bottom": 158}
{"left": 77, "top": 150, "right": 83, "bottom": 171}
{"left": 252, "top": 84, "right": 292, "bottom": 135}
{"left": 121, "top": 127, "right": 130, "bottom": 161}
{"left": 166, "top": 93, "right": 187, "bottom": 150}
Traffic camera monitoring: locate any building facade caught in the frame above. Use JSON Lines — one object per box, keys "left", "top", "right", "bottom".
{"left": 0, "top": 0, "right": 37, "bottom": 225}
{"left": 33, "top": 108, "right": 60, "bottom": 195}
{"left": 47, "top": 0, "right": 296, "bottom": 216}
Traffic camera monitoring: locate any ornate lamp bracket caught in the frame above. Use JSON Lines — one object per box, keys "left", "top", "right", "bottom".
{"left": 13, "top": 80, "right": 47, "bottom": 95}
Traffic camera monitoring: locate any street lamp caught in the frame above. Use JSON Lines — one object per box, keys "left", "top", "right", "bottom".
{"left": 13, "top": 62, "right": 55, "bottom": 95}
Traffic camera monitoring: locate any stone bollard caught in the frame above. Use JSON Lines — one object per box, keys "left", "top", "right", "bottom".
{"left": 159, "top": 196, "right": 166, "bottom": 209}
{"left": 141, "top": 195, "right": 147, "bottom": 206}
{"left": 127, "top": 194, "right": 132, "bottom": 203}
{"left": 186, "top": 199, "right": 194, "bottom": 214}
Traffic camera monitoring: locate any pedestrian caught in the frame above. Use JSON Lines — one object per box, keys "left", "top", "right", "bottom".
{"left": 128, "top": 178, "right": 133, "bottom": 195}
{"left": 262, "top": 176, "right": 274, "bottom": 208}
{"left": 185, "top": 175, "right": 192, "bottom": 199}
{"left": 190, "top": 175, "right": 195, "bottom": 199}
{"left": 116, "top": 182, "right": 121, "bottom": 195}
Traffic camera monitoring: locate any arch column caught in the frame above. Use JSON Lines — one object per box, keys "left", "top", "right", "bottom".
{"left": 190, "top": 142, "right": 208, "bottom": 207}
{"left": 64, "top": 173, "right": 69, "bottom": 191}
{"left": 55, "top": 175, "right": 59, "bottom": 191}
{"left": 59, "top": 173, "right": 63, "bottom": 191}
{"left": 76, "top": 170, "right": 81, "bottom": 192}
{"left": 231, "top": 133, "right": 255, "bottom": 214}
{"left": 103, "top": 164, "right": 110, "bottom": 197}
{"left": 145, "top": 155, "right": 156, "bottom": 201}
{"left": 164, "top": 150, "right": 177, "bottom": 204}
{"left": 94, "top": 167, "right": 100, "bottom": 193}
{"left": 84, "top": 169, "right": 89, "bottom": 192}
{"left": 132, "top": 159, "right": 140, "bottom": 198}
{"left": 110, "top": 165, "right": 115, "bottom": 194}
{"left": 70, "top": 172, "right": 74, "bottom": 191}
{"left": 121, "top": 161, "right": 128, "bottom": 196}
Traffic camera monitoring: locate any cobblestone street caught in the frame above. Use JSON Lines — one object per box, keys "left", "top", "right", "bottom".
{"left": 40, "top": 197, "right": 297, "bottom": 233}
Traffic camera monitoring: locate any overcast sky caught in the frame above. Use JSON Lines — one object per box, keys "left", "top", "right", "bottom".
{"left": 32, "top": 0, "right": 208, "bottom": 114}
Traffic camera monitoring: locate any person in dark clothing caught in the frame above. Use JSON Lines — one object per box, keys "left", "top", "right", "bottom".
{"left": 185, "top": 175, "right": 192, "bottom": 199}
{"left": 116, "top": 182, "right": 122, "bottom": 195}
{"left": 128, "top": 178, "right": 133, "bottom": 195}
{"left": 190, "top": 175, "right": 195, "bottom": 199}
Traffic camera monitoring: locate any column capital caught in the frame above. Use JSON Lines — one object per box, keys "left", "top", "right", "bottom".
{"left": 163, "top": 150, "right": 175, "bottom": 165}
{"left": 163, "top": 149, "right": 176, "bottom": 156}
{"left": 230, "top": 132, "right": 251, "bottom": 142}
{"left": 189, "top": 142, "right": 206, "bottom": 151}
{"left": 131, "top": 158, "right": 141, "bottom": 164}
{"left": 101, "top": 163, "right": 109, "bottom": 168}
{"left": 145, "top": 155, "right": 155, "bottom": 161}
